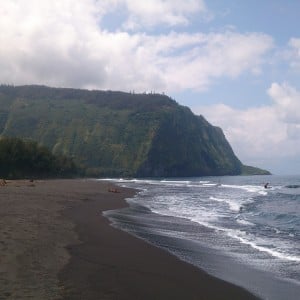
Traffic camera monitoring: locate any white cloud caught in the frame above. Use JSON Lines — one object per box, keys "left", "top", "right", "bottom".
{"left": 0, "top": 0, "right": 105, "bottom": 87}
{"left": 120, "top": 0, "right": 208, "bottom": 30}
{"left": 0, "top": 0, "right": 273, "bottom": 93}
{"left": 93, "top": 0, "right": 209, "bottom": 30}
{"left": 268, "top": 82, "right": 300, "bottom": 124}
{"left": 287, "top": 37, "right": 300, "bottom": 70}
{"left": 196, "top": 104, "right": 285, "bottom": 156}
{"left": 158, "top": 31, "right": 273, "bottom": 91}
{"left": 193, "top": 82, "right": 300, "bottom": 173}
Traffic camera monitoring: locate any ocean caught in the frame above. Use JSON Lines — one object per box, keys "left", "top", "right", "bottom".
{"left": 102, "top": 175, "right": 300, "bottom": 300}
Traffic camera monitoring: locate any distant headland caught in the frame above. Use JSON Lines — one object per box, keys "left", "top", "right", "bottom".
{"left": 0, "top": 85, "right": 270, "bottom": 178}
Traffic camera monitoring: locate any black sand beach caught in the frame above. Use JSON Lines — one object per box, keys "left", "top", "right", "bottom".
{"left": 0, "top": 179, "right": 259, "bottom": 299}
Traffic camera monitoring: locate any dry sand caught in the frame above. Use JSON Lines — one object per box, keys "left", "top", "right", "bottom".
{"left": 0, "top": 179, "right": 259, "bottom": 299}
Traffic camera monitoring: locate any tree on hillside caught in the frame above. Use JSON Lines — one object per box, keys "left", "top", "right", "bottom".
{"left": 0, "top": 136, "right": 78, "bottom": 179}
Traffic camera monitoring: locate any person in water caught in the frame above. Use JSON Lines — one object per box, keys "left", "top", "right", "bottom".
{"left": 264, "top": 182, "right": 269, "bottom": 189}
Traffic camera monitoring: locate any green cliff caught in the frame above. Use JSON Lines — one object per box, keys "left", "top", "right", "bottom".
{"left": 0, "top": 85, "right": 270, "bottom": 177}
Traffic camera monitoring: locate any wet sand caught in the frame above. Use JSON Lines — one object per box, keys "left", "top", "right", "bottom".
{"left": 0, "top": 179, "right": 259, "bottom": 299}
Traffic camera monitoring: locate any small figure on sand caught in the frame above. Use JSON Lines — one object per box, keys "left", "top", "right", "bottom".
{"left": 108, "top": 187, "right": 120, "bottom": 193}
{"left": 264, "top": 182, "right": 269, "bottom": 189}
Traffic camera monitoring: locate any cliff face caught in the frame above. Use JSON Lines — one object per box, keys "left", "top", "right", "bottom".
{"left": 0, "top": 85, "right": 267, "bottom": 177}
{"left": 137, "top": 107, "right": 242, "bottom": 177}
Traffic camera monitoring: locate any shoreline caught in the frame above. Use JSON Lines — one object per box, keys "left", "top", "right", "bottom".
{"left": 58, "top": 180, "right": 259, "bottom": 299}
{"left": 0, "top": 179, "right": 260, "bottom": 299}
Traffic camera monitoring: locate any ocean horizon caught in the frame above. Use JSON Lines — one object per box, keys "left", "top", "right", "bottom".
{"left": 102, "top": 175, "right": 300, "bottom": 300}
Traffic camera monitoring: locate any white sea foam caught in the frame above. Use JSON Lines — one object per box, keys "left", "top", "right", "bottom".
{"left": 165, "top": 208, "right": 300, "bottom": 263}
{"left": 209, "top": 196, "right": 243, "bottom": 212}
{"left": 274, "top": 228, "right": 282, "bottom": 234}
{"left": 222, "top": 184, "right": 264, "bottom": 194}
{"left": 258, "top": 190, "right": 268, "bottom": 196}
{"left": 236, "top": 218, "right": 255, "bottom": 226}
{"left": 227, "top": 230, "right": 300, "bottom": 262}
{"left": 186, "top": 184, "right": 204, "bottom": 188}
{"left": 141, "top": 195, "right": 300, "bottom": 263}
{"left": 203, "top": 183, "right": 218, "bottom": 187}
{"left": 160, "top": 180, "right": 191, "bottom": 184}
{"left": 153, "top": 198, "right": 220, "bottom": 226}
{"left": 111, "top": 177, "right": 300, "bottom": 266}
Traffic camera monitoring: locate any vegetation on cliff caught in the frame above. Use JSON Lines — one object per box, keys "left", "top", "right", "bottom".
{"left": 0, "top": 85, "right": 269, "bottom": 177}
{"left": 241, "top": 165, "right": 270, "bottom": 176}
{"left": 0, "top": 136, "right": 78, "bottom": 179}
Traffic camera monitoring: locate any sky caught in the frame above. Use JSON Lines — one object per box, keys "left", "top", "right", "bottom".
{"left": 0, "top": 0, "right": 300, "bottom": 174}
